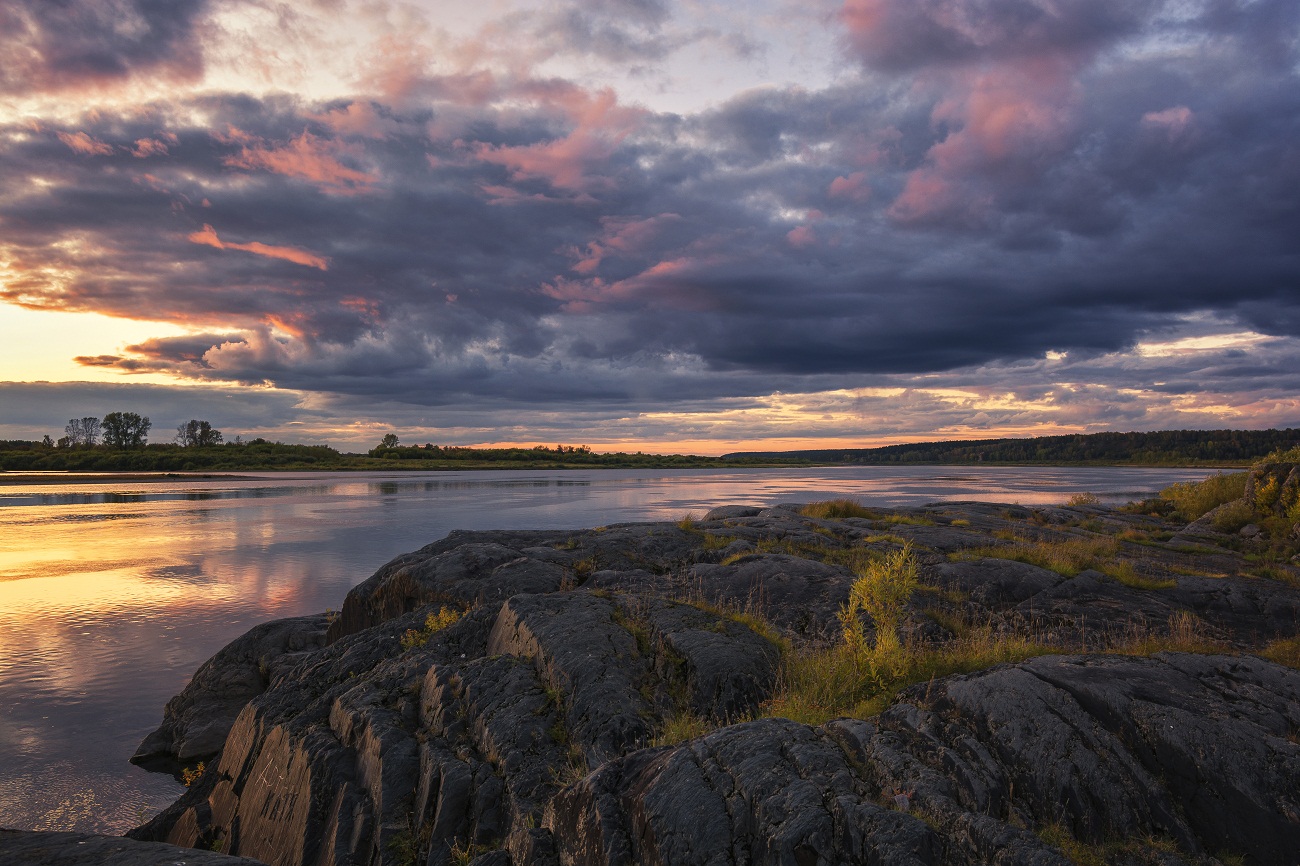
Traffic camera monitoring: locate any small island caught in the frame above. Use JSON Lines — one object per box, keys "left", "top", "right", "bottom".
{"left": 4, "top": 452, "right": 1300, "bottom": 865}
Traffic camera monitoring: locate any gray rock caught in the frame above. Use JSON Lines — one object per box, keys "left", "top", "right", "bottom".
{"left": 702, "top": 505, "right": 763, "bottom": 520}
{"left": 132, "top": 613, "right": 329, "bottom": 767}
{"left": 122, "top": 503, "right": 1300, "bottom": 866}
{"left": 690, "top": 554, "right": 855, "bottom": 637}
{"left": 132, "top": 587, "right": 781, "bottom": 866}
{"left": 932, "top": 558, "right": 1066, "bottom": 607}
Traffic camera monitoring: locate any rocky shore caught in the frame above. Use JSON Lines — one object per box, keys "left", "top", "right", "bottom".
{"left": 5, "top": 491, "right": 1300, "bottom": 866}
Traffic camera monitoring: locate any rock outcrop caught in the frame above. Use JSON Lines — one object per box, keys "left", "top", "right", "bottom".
{"left": 117, "top": 500, "right": 1300, "bottom": 866}
{"left": 131, "top": 613, "right": 331, "bottom": 770}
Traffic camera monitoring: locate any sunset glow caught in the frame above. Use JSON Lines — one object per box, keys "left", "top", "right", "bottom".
{"left": 1, "top": 0, "right": 1297, "bottom": 449}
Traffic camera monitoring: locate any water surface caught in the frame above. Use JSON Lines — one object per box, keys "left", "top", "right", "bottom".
{"left": 0, "top": 465, "right": 1218, "bottom": 832}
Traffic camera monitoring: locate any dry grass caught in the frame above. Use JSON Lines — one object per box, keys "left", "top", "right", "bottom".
{"left": 1102, "top": 612, "right": 1225, "bottom": 657}
{"left": 953, "top": 534, "right": 1119, "bottom": 576}
{"left": 799, "top": 499, "right": 877, "bottom": 520}
{"left": 1103, "top": 560, "right": 1177, "bottom": 591}
{"left": 1261, "top": 635, "right": 1300, "bottom": 669}
{"left": 764, "top": 629, "right": 1058, "bottom": 726}
{"left": 1065, "top": 492, "right": 1102, "bottom": 506}
{"left": 652, "top": 712, "right": 713, "bottom": 747}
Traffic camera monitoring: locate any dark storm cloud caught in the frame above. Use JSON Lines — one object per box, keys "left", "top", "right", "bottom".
{"left": 0, "top": 0, "right": 212, "bottom": 94}
{"left": 2, "top": 0, "right": 1299, "bottom": 421}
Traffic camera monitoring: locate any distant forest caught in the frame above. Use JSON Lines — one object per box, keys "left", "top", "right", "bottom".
{"left": 4, "top": 428, "right": 1297, "bottom": 473}
{"left": 725, "top": 429, "right": 1300, "bottom": 466}
{"left": 0, "top": 439, "right": 788, "bottom": 472}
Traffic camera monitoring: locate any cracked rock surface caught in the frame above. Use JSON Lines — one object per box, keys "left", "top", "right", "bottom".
{"left": 62, "top": 500, "right": 1300, "bottom": 866}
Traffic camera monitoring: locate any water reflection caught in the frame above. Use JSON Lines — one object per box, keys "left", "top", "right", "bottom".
{"left": 0, "top": 466, "right": 1218, "bottom": 833}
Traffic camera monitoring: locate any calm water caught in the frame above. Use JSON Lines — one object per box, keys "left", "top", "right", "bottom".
{"left": 0, "top": 465, "right": 1218, "bottom": 833}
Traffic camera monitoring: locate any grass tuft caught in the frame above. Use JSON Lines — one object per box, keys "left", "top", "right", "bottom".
{"left": 652, "top": 712, "right": 713, "bottom": 747}
{"left": 1065, "top": 492, "right": 1102, "bottom": 507}
{"left": 799, "top": 499, "right": 877, "bottom": 520}
{"left": 1261, "top": 635, "right": 1300, "bottom": 669}
{"left": 400, "top": 605, "right": 463, "bottom": 650}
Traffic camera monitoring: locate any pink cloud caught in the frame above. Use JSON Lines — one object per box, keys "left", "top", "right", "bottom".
{"left": 130, "top": 137, "right": 169, "bottom": 158}
{"left": 56, "top": 131, "right": 113, "bottom": 156}
{"left": 829, "top": 171, "right": 872, "bottom": 202}
{"left": 888, "top": 57, "right": 1080, "bottom": 224}
{"left": 475, "top": 88, "right": 644, "bottom": 195}
{"left": 1142, "top": 106, "right": 1196, "bottom": 147}
{"left": 221, "top": 130, "right": 379, "bottom": 195}
{"left": 786, "top": 225, "right": 818, "bottom": 248}
{"left": 310, "top": 102, "right": 402, "bottom": 139}
{"left": 187, "top": 224, "right": 330, "bottom": 271}
{"left": 570, "top": 214, "right": 682, "bottom": 274}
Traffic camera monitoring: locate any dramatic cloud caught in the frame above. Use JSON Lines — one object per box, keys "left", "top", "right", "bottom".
{"left": 0, "top": 0, "right": 211, "bottom": 94}
{"left": 1, "top": 0, "right": 1298, "bottom": 447}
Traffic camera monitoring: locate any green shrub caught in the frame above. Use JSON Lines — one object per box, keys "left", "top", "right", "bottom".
{"left": 1209, "top": 498, "right": 1253, "bottom": 533}
{"left": 839, "top": 543, "right": 919, "bottom": 654}
{"left": 1159, "top": 472, "right": 1248, "bottom": 521}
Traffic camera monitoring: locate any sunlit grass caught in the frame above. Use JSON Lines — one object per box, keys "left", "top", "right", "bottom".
{"left": 764, "top": 630, "right": 1059, "bottom": 726}
{"left": 798, "top": 499, "right": 876, "bottom": 520}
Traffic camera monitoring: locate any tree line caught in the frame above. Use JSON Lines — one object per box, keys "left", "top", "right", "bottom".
{"left": 46, "top": 413, "right": 225, "bottom": 450}
{"left": 725, "top": 428, "right": 1300, "bottom": 466}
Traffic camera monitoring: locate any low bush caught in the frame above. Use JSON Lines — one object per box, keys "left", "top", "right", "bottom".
{"left": 1159, "top": 472, "right": 1248, "bottom": 521}
{"left": 400, "top": 606, "right": 463, "bottom": 650}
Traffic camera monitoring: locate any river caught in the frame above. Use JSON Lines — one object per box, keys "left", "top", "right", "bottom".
{"left": 0, "top": 465, "right": 1220, "bottom": 833}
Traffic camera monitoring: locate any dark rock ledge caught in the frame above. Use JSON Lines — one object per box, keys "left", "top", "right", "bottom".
{"left": 6, "top": 500, "right": 1300, "bottom": 866}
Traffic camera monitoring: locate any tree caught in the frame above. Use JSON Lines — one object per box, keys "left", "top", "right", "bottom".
{"left": 64, "top": 416, "right": 100, "bottom": 447}
{"left": 102, "top": 412, "right": 151, "bottom": 449}
{"left": 379, "top": 433, "right": 400, "bottom": 449}
{"left": 41, "top": 435, "right": 54, "bottom": 448}
{"left": 176, "top": 419, "right": 223, "bottom": 447}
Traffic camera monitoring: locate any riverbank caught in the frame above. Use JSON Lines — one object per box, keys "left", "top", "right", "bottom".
{"left": 107, "top": 482, "right": 1300, "bottom": 865}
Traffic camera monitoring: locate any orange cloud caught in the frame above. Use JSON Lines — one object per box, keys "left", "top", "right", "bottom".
{"left": 56, "top": 131, "right": 113, "bottom": 156}
{"left": 221, "top": 129, "right": 379, "bottom": 195}
{"left": 187, "top": 224, "right": 330, "bottom": 270}
{"left": 130, "top": 137, "right": 170, "bottom": 157}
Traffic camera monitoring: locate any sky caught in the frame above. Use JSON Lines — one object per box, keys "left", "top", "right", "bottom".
{"left": 1, "top": 0, "right": 1298, "bottom": 454}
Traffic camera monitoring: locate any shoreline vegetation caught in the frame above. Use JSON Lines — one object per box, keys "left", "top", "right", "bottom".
{"left": 1, "top": 427, "right": 1297, "bottom": 475}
